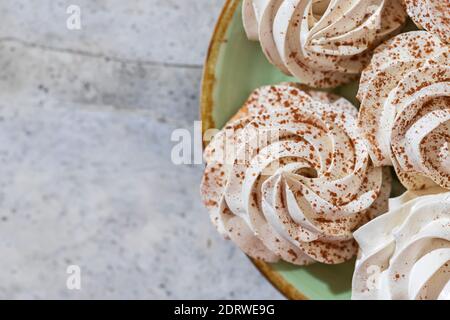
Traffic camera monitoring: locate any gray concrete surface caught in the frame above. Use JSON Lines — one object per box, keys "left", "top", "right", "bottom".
{"left": 0, "top": 0, "right": 283, "bottom": 299}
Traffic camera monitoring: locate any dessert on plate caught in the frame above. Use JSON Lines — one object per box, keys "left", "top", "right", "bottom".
{"left": 201, "top": 83, "right": 391, "bottom": 265}
{"left": 352, "top": 188, "right": 450, "bottom": 300}
{"left": 242, "top": 0, "right": 406, "bottom": 88}
{"left": 200, "top": 0, "right": 450, "bottom": 300}
{"left": 404, "top": 0, "right": 450, "bottom": 44}
{"left": 357, "top": 31, "right": 450, "bottom": 191}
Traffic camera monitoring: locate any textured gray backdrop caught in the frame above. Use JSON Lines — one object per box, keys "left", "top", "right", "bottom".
{"left": 0, "top": 0, "right": 282, "bottom": 299}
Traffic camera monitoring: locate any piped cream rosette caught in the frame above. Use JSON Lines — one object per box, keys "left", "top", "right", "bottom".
{"left": 358, "top": 31, "right": 450, "bottom": 191}
{"left": 405, "top": 0, "right": 450, "bottom": 44}
{"left": 201, "top": 84, "right": 391, "bottom": 265}
{"left": 242, "top": 0, "right": 406, "bottom": 88}
{"left": 352, "top": 188, "right": 450, "bottom": 300}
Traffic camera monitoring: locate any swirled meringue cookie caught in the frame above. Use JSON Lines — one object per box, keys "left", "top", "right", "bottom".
{"left": 242, "top": 0, "right": 406, "bottom": 88}
{"left": 357, "top": 31, "right": 450, "bottom": 191}
{"left": 201, "top": 83, "right": 391, "bottom": 265}
{"left": 405, "top": 0, "right": 450, "bottom": 44}
{"left": 352, "top": 188, "right": 450, "bottom": 300}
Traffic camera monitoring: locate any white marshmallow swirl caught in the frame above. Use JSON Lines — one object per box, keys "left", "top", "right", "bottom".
{"left": 242, "top": 0, "right": 406, "bottom": 88}
{"left": 352, "top": 189, "right": 450, "bottom": 300}
{"left": 201, "top": 84, "right": 391, "bottom": 265}
{"left": 358, "top": 31, "right": 450, "bottom": 191}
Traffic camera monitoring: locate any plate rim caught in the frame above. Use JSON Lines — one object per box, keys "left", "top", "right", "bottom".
{"left": 199, "top": 0, "right": 308, "bottom": 300}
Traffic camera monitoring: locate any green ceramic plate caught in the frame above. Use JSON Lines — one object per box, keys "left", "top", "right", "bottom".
{"left": 200, "top": 0, "right": 409, "bottom": 300}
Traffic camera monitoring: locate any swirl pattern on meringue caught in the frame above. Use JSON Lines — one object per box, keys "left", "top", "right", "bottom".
{"left": 201, "top": 84, "right": 391, "bottom": 265}
{"left": 405, "top": 0, "right": 450, "bottom": 44}
{"left": 242, "top": 0, "right": 406, "bottom": 88}
{"left": 358, "top": 31, "right": 450, "bottom": 191}
{"left": 352, "top": 189, "right": 450, "bottom": 300}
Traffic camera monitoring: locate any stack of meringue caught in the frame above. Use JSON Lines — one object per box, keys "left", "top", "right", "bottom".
{"left": 201, "top": 0, "right": 450, "bottom": 300}
{"left": 242, "top": 0, "right": 406, "bottom": 88}
{"left": 201, "top": 83, "right": 391, "bottom": 265}
{"left": 352, "top": 29, "right": 450, "bottom": 300}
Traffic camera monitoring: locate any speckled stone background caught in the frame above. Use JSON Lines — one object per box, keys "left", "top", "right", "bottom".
{"left": 0, "top": 0, "right": 282, "bottom": 299}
